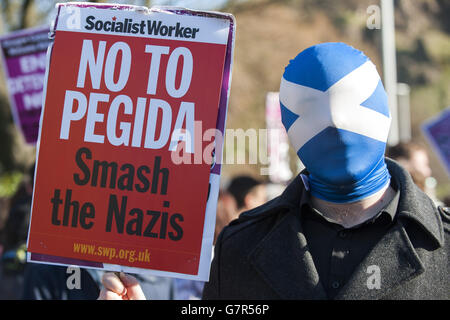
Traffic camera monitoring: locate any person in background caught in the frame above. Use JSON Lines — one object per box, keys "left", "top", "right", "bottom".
{"left": 226, "top": 175, "right": 267, "bottom": 214}
{"left": 386, "top": 142, "right": 432, "bottom": 190}
{"left": 386, "top": 141, "right": 442, "bottom": 205}
{"left": 0, "top": 163, "right": 34, "bottom": 299}
{"left": 213, "top": 190, "right": 238, "bottom": 245}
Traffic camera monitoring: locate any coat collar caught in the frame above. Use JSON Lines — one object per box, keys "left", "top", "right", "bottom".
{"left": 270, "top": 158, "right": 444, "bottom": 247}
{"left": 248, "top": 208, "right": 328, "bottom": 299}
{"left": 247, "top": 158, "right": 443, "bottom": 299}
{"left": 385, "top": 158, "right": 444, "bottom": 247}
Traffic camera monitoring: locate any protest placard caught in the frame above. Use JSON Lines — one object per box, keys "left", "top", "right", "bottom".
{"left": 26, "top": 3, "right": 235, "bottom": 280}
{"left": 422, "top": 107, "right": 450, "bottom": 177}
{"left": 0, "top": 26, "right": 52, "bottom": 144}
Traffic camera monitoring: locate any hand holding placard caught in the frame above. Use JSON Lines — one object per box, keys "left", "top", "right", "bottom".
{"left": 98, "top": 272, "right": 146, "bottom": 300}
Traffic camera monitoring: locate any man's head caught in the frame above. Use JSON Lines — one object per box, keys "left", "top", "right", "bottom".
{"left": 227, "top": 175, "right": 267, "bottom": 212}
{"left": 279, "top": 42, "right": 392, "bottom": 203}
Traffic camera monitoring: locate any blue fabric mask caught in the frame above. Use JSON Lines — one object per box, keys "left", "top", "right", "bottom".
{"left": 279, "top": 42, "right": 392, "bottom": 203}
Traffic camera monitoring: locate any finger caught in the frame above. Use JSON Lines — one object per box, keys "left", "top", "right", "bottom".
{"left": 97, "top": 288, "right": 123, "bottom": 300}
{"left": 119, "top": 272, "right": 146, "bottom": 300}
{"left": 101, "top": 272, "right": 127, "bottom": 296}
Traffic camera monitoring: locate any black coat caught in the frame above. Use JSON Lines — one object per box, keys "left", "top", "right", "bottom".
{"left": 203, "top": 159, "right": 449, "bottom": 299}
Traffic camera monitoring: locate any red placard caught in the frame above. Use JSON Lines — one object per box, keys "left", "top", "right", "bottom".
{"left": 27, "top": 4, "right": 232, "bottom": 277}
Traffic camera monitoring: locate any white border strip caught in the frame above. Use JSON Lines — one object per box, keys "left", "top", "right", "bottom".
{"left": 55, "top": 4, "right": 230, "bottom": 45}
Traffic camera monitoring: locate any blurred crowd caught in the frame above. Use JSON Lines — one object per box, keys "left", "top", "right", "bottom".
{"left": 386, "top": 141, "right": 449, "bottom": 207}
{"left": 0, "top": 140, "right": 448, "bottom": 300}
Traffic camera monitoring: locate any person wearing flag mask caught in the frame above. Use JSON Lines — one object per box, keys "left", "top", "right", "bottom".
{"left": 99, "top": 42, "right": 449, "bottom": 300}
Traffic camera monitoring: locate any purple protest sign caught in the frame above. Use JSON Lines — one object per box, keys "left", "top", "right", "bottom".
{"left": 422, "top": 107, "right": 450, "bottom": 177}
{"left": 0, "top": 26, "right": 52, "bottom": 144}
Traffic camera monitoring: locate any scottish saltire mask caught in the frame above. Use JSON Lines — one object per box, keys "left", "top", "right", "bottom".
{"left": 279, "top": 42, "right": 392, "bottom": 203}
